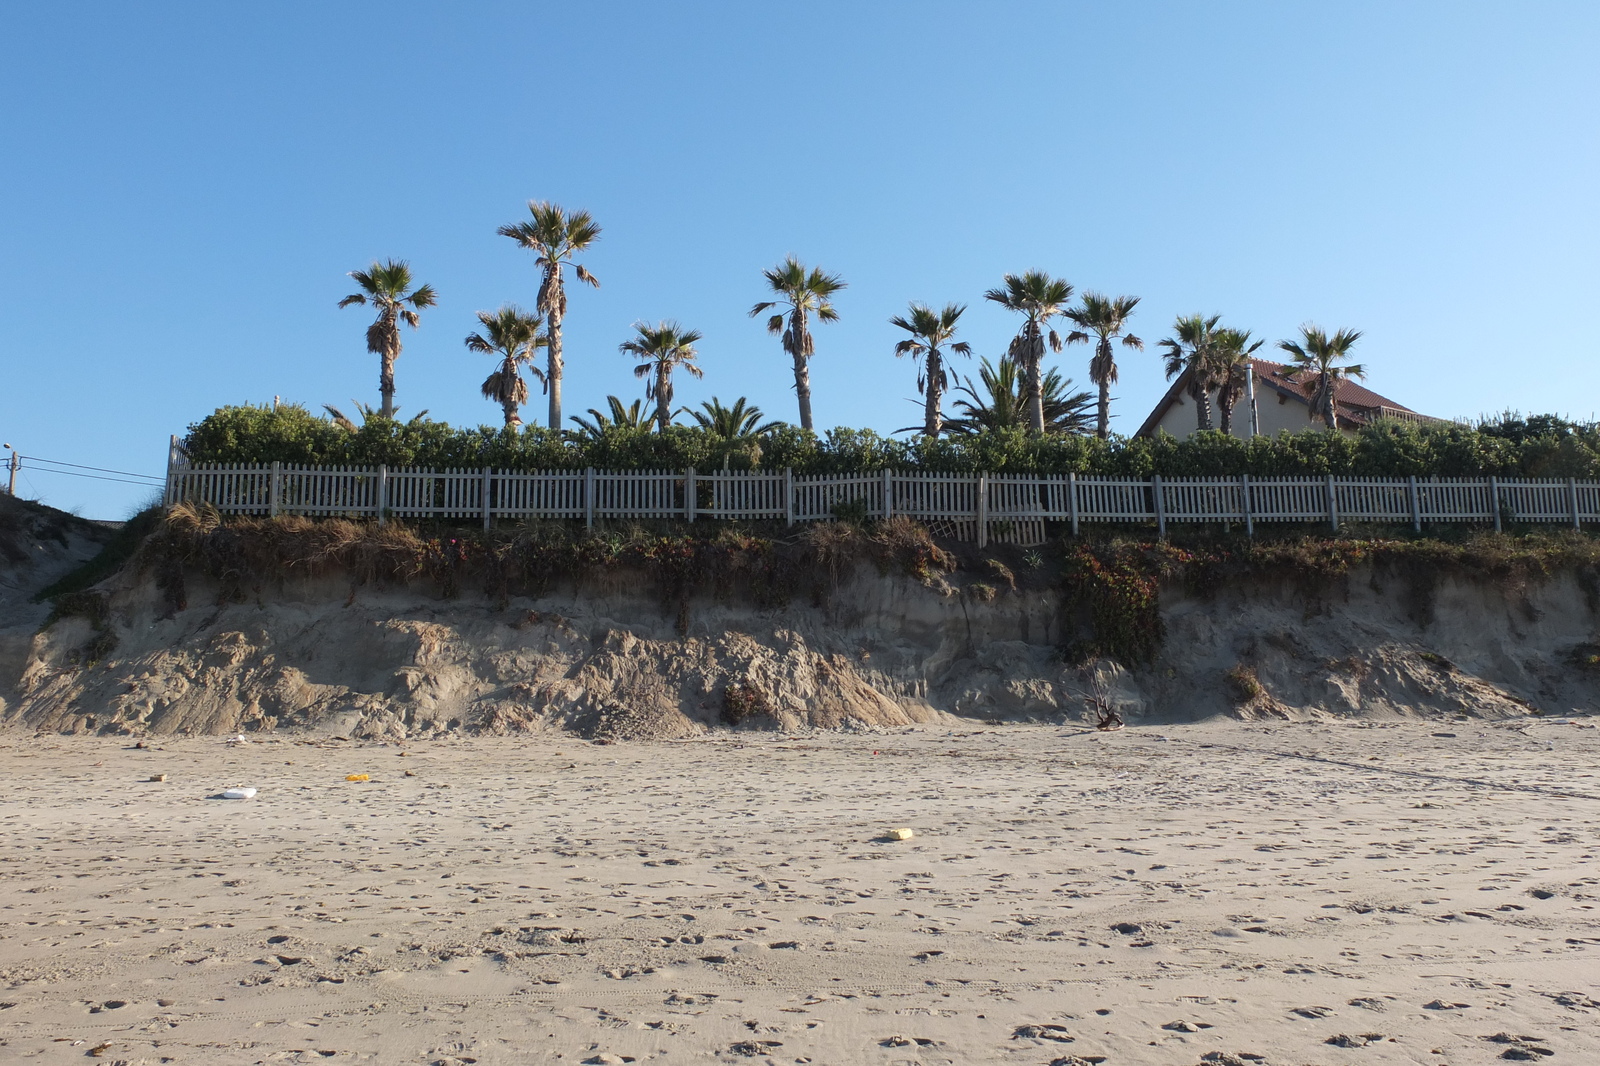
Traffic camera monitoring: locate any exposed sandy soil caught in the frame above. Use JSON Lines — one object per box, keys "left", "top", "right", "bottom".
{"left": 1, "top": 720, "right": 1597, "bottom": 1065}
{"left": 0, "top": 493, "right": 113, "bottom": 710}
{"left": 11, "top": 553, "right": 1600, "bottom": 739}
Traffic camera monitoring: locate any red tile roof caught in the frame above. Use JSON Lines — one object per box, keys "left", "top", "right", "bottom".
{"left": 1249, "top": 358, "right": 1417, "bottom": 415}
{"left": 1134, "top": 358, "right": 1439, "bottom": 437}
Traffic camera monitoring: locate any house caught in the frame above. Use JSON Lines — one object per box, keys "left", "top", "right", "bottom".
{"left": 1134, "top": 358, "right": 1442, "bottom": 439}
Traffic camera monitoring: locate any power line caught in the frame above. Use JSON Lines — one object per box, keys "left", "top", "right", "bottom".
{"left": 14, "top": 466, "right": 165, "bottom": 487}
{"left": 18, "top": 454, "right": 163, "bottom": 481}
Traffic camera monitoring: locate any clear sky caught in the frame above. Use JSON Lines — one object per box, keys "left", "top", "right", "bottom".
{"left": 3, "top": 1, "right": 1596, "bottom": 518}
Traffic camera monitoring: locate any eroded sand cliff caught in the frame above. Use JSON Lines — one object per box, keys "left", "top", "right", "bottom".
{"left": 7, "top": 547, "right": 1597, "bottom": 737}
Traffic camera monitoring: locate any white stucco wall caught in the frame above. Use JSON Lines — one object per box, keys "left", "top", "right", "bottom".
{"left": 1149, "top": 376, "right": 1346, "bottom": 439}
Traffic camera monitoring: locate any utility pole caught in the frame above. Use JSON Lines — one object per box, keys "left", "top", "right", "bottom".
{"left": 3, "top": 445, "right": 16, "bottom": 496}
{"left": 1245, "top": 366, "right": 1260, "bottom": 439}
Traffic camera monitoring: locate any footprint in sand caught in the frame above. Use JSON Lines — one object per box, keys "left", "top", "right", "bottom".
{"left": 1483, "top": 1033, "right": 1555, "bottom": 1060}
{"left": 1290, "top": 1005, "right": 1334, "bottom": 1019}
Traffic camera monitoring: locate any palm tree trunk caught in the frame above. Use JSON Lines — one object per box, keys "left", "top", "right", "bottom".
{"left": 1195, "top": 386, "right": 1213, "bottom": 432}
{"left": 924, "top": 349, "right": 942, "bottom": 437}
{"left": 503, "top": 396, "right": 520, "bottom": 427}
{"left": 544, "top": 267, "right": 564, "bottom": 431}
{"left": 1094, "top": 337, "right": 1112, "bottom": 439}
{"left": 1324, "top": 388, "right": 1338, "bottom": 431}
{"left": 792, "top": 307, "right": 813, "bottom": 432}
{"left": 656, "top": 364, "right": 672, "bottom": 434}
{"left": 1025, "top": 326, "right": 1045, "bottom": 434}
{"left": 377, "top": 309, "right": 398, "bottom": 419}
{"left": 379, "top": 352, "right": 396, "bottom": 419}
{"left": 1219, "top": 395, "right": 1234, "bottom": 436}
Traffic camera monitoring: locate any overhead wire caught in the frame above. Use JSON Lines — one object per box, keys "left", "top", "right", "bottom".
{"left": 17, "top": 454, "right": 163, "bottom": 481}
{"left": 14, "top": 467, "right": 165, "bottom": 487}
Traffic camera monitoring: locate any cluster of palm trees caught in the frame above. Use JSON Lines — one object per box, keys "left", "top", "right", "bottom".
{"left": 337, "top": 200, "right": 1367, "bottom": 441}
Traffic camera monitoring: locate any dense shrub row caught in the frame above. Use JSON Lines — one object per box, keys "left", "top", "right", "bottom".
{"left": 182, "top": 403, "right": 1600, "bottom": 479}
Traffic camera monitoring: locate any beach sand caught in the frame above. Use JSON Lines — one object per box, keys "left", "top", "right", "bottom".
{"left": 1, "top": 720, "right": 1596, "bottom": 1065}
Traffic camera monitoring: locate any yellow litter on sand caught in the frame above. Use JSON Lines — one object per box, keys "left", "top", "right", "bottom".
{"left": 889, "top": 828, "right": 914, "bottom": 841}
{"left": 346, "top": 774, "right": 370, "bottom": 782}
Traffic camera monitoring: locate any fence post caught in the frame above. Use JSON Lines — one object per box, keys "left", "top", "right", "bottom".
{"left": 686, "top": 467, "right": 696, "bottom": 523}
{"left": 377, "top": 465, "right": 388, "bottom": 525}
{"left": 585, "top": 468, "right": 596, "bottom": 530}
{"left": 1489, "top": 475, "right": 1501, "bottom": 532}
{"left": 784, "top": 467, "right": 794, "bottom": 526}
{"left": 1153, "top": 474, "right": 1166, "bottom": 538}
{"left": 1326, "top": 473, "right": 1338, "bottom": 531}
{"left": 976, "top": 473, "right": 988, "bottom": 548}
{"left": 1068, "top": 471, "right": 1079, "bottom": 537}
{"left": 1570, "top": 477, "right": 1581, "bottom": 530}
{"left": 882, "top": 468, "right": 893, "bottom": 520}
{"left": 1408, "top": 475, "right": 1421, "bottom": 532}
{"left": 1240, "top": 473, "right": 1253, "bottom": 538}
{"left": 163, "top": 434, "right": 178, "bottom": 506}
{"left": 482, "top": 467, "right": 492, "bottom": 530}
{"left": 269, "top": 461, "right": 281, "bottom": 519}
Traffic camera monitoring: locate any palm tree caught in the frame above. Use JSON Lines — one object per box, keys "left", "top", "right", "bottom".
{"left": 983, "top": 271, "right": 1074, "bottom": 433}
{"left": 337, "top": 259, "right": 437, "bottom": 419}
{"left": 322, "top": 400, "right": 428, "bottom": 430}
{"left": 1212, "top": 327, "right": 1264, "bottom": 436}
{"left": 749, "top": 256, "right": 846, "bottom": 432}
{"left": 497, "top": 201, "right": 601, "bottom": 430}
{"left": 945, "top": 356, "right": 1094, "bottom": 436}
{"left": 569, "top": 396, "right": 650, "bottom": 438}
{"left": 619, "top": 321, "right": 705, "bottom": 433}
{"left": 1157, "top": 314, "right": 1224, "bottom": 432}
{"left": 464, "top": 306, "right": 547, "bottom": 427}
{"left": 1279, "top": 324, "right": 1365, "bottom": 431}
{"left": 890, "top": 302, "right": 972, "bottom": 437}
{"left": 1064, "top": 292, "right": 1143, "bottom": 439}
{"left": 687, "top": 397, "right": 783, "bottom": 440}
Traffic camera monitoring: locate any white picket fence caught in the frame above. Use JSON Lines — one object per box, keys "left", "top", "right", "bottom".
{"left": 163, "top": 459, "right": 1600, "bottom": 546}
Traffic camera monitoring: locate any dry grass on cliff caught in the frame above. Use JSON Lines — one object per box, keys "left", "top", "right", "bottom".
{"left": 150, "top": 503, "right": 957, "bottom": 620}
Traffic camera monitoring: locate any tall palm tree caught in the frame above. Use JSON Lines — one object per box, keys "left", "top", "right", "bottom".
{"left": 569, "top": 396, "right": 650, "bottom": 438}
{"left": 1212, "top": 327, "right": 1264, "bottom": 436}
{"left": 749, "top": 256, "right": 846, "bottom": 432}
{"left": 464, "top": 306, "right": 547, "bottom": 427}
{"left": 497, "top": 201, "right": 601, "bottom": 431}
{"left": 337, "top": 259, "right": 437, "bottom": 419}
{"left": 983, "top": 271, "right": 1074, "bottom": 433}
{"left": 1064, "top": 292, "right": 1143, "bottom": 440}
{"left": 945, "top": 356, "right": 1094, "bottom": 436}
{"left": 687, "top": 397, "right": 783, "bottom": 440}
{"left": 890, "top": 302, "right": 972, "bottom": 437}
{"left": 620, "top": 321, "right": 705, "bottom": 433}
{"left": 1278, "top": 324, "right": 1365, "bottom": 431}
{"left": 1157, "top": 314, "right": 1224, "bottom": 432}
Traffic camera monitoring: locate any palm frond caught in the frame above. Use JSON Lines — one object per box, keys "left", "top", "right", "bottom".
{"left": 944, "top": 356, "right": 1094, "bottom": 436}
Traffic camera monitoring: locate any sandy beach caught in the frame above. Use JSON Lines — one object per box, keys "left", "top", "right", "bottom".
{"left": 1, "top": 720, "right": 1597, "bottom": 1066}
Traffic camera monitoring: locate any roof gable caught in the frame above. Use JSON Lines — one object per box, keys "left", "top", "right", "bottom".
{"left": 1133, "top": 359, "right": 1435, "bottom": 438}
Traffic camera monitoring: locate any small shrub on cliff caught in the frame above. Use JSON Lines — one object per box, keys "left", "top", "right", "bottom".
{"left": 1225, "top": 663, "right": 1264, "bottom": 703}
{"left": 721, "top": 682, "right": 775, "bottom": 726}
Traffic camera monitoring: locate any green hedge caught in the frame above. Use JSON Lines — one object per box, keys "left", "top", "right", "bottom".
{"left": 181, "top": 404, "right": 1600, "bottom": 479}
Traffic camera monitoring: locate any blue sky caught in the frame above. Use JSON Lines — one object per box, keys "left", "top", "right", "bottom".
{"left": 3, "top": 1, "right": 1596, "bottom": 518}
